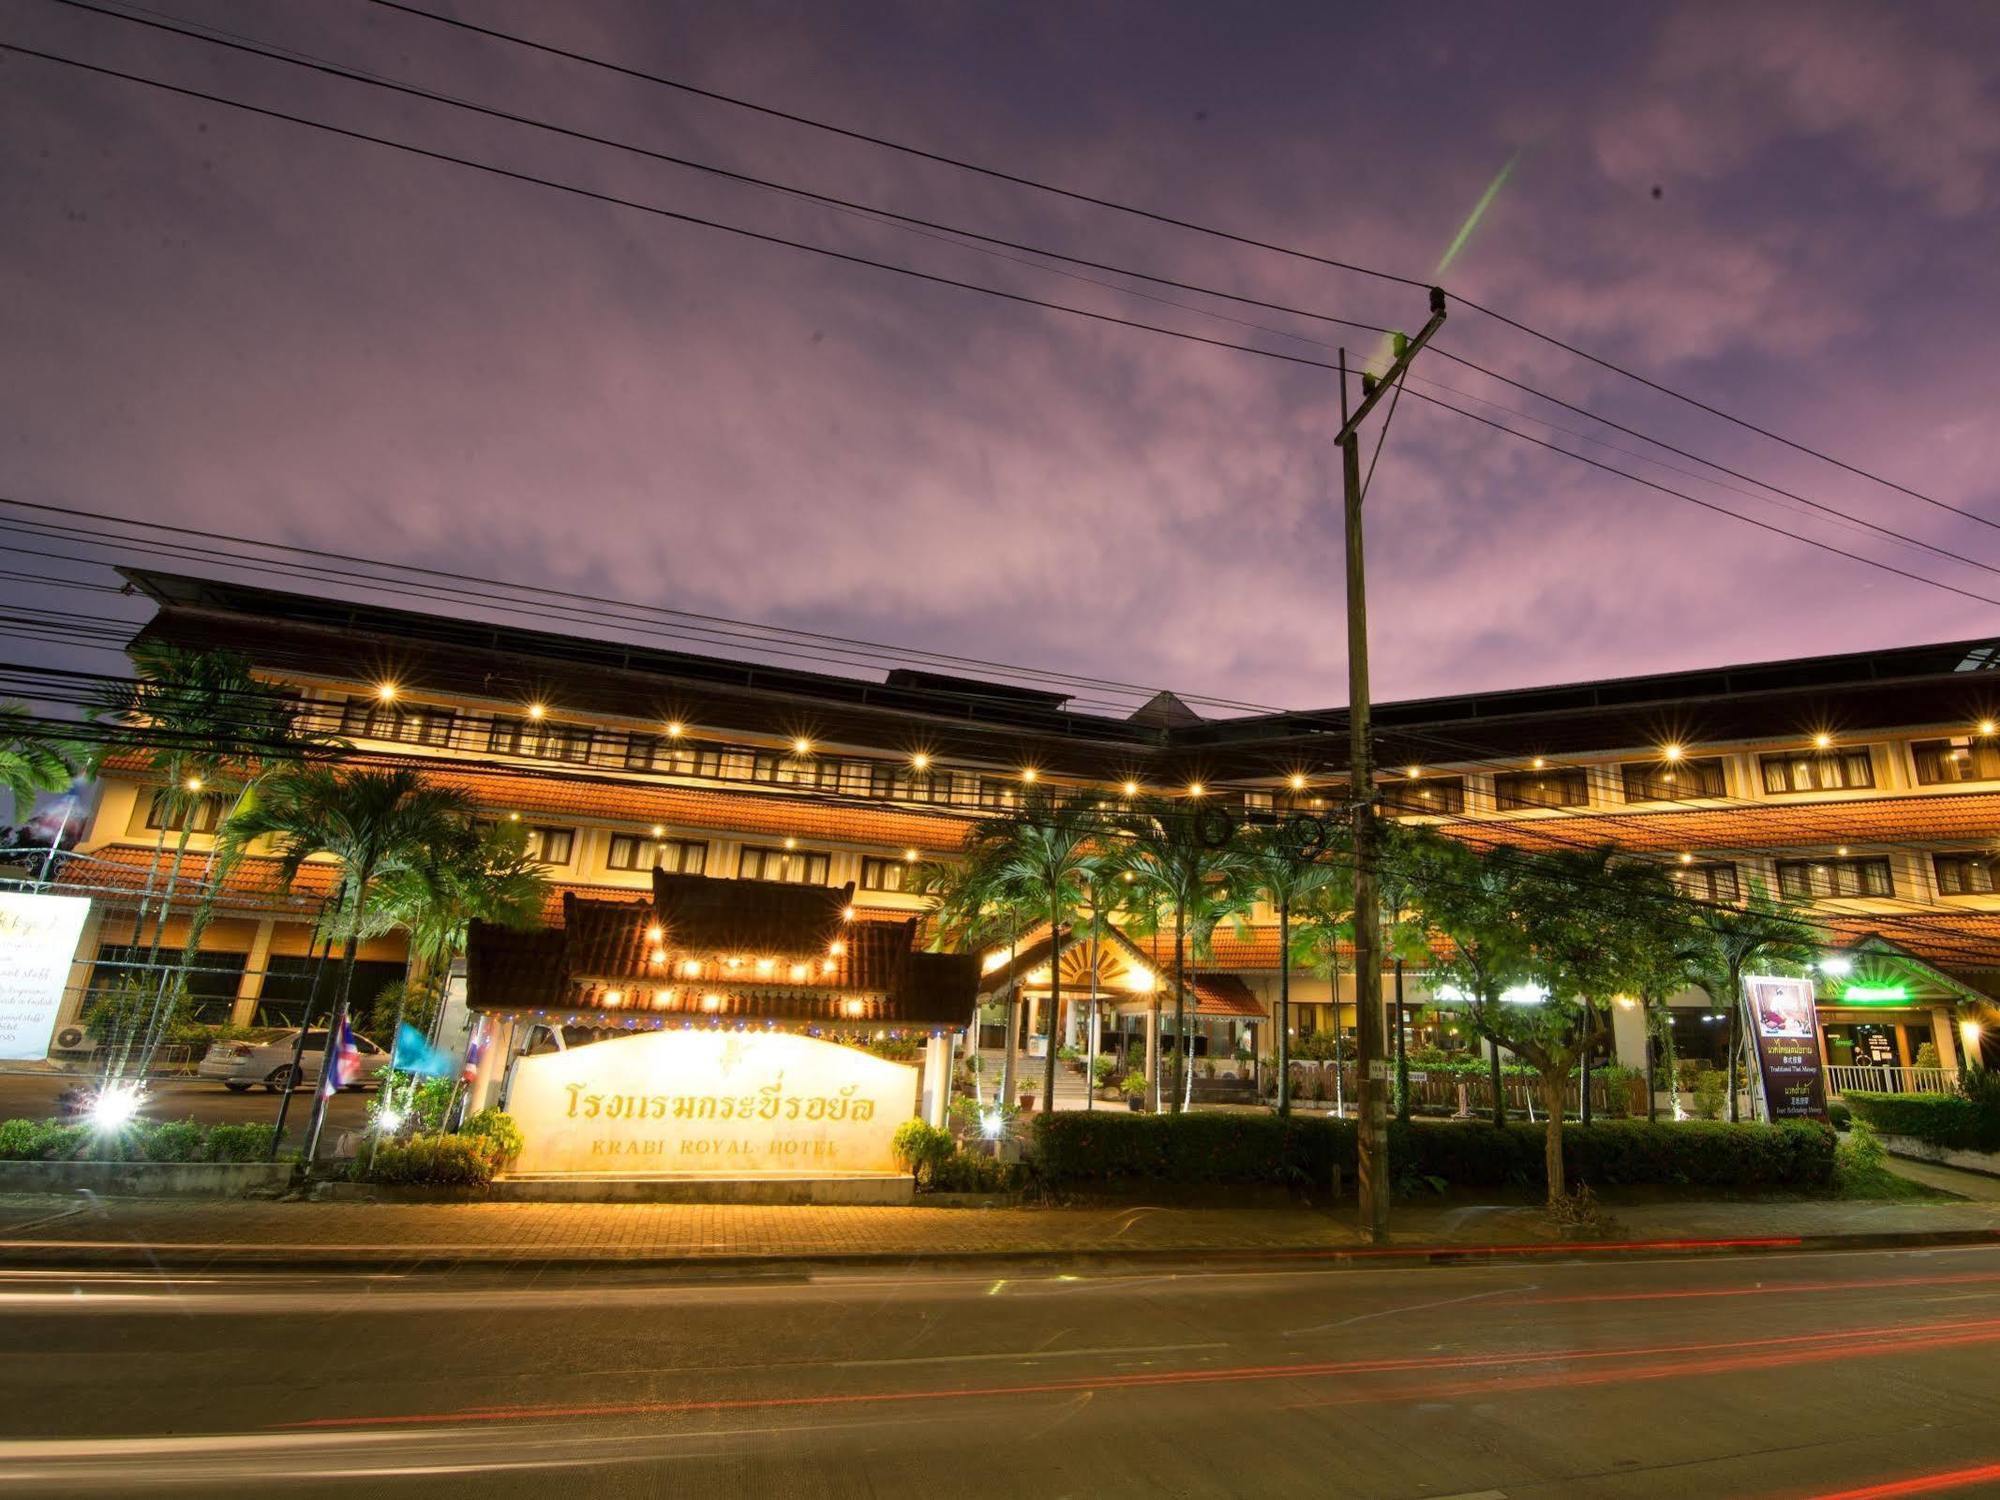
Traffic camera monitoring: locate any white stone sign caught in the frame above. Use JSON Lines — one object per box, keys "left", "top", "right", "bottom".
{"left": 506, "top": 1028, "right": 919, "bottom": 1177}
{"left": 0, "top": 893, "right": 90, "bottom": 1061}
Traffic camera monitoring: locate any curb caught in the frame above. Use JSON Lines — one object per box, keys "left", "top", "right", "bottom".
{"left": 3, "top": 1226, "right": 1996, "bottom": 1275}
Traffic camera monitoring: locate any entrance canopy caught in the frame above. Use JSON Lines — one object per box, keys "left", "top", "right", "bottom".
{"left": 974, "top": 923, "right": 1265, "bottom": 1019}
{"left": 467, "top": 871, "right": 980, "bottom": 1034}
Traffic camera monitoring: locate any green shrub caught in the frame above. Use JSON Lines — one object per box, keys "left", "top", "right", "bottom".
{"left": 1029, "top": 1114, "right": 1836, "bottom": 1194}
{"left": 1844, "top": 1090, "right": 2000, "bottom": 1153}
{"left": 459, "top": 1109, "right": 523, "bottom": 1167}
{"left": 141, "top": 1119, "right": 206, "bottom": 1163}
{"left": 1827, "top": 1102, "right": 1852, "bottom": 1132}
{"left": 1091, "top": 1054, "right": 1116, "bottom": 1088}
{"left": 931, "top": 1150, "right": 1026, "bottom": 1193}
{"left": 1120, "top": 1070, "right": 1147, "bottom": 1101}
{"left": 367, "top": 1134, "right": 497, "bottom": 1187}
{"left": 201, "top": 1123, "right": 277, "bottom": 1161}
{"left": 1692, "top": 1070, "right": 1727, "bottom": 1120}
{"left": 892, "top": 1119, "right": 955, "bottom": 1185}
{"left": 1914, "top": 1042, "right": 1941, "bottom": 1069}
{"left": 0, "top": 1117, "right": 277, "bottom": 1163}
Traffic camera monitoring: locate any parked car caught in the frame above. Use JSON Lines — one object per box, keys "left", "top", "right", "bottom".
{"left": 197, "top": 1029, "right": 390, "bottom": 1092}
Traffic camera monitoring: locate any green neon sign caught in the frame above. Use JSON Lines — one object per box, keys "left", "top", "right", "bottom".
{"left": 1840, "top": 983, "right": 1910, "bottom": 1005}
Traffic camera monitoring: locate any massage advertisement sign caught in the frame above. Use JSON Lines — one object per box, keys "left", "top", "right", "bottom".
{"left": 1742, "top": 973, "right": 1829, "bottom": 1122}
{"left": 0, "top": 892, "right": 90, "bottom": 1061}
{"left": 505, "top": 1028, "right": 918, "bottom": 1176}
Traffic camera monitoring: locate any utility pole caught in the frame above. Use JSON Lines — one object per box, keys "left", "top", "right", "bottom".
{"left": 1340, "top": 287, "right": 1447, "bottom": 1244}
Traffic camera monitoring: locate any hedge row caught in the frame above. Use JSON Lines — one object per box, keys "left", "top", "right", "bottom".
{"left": 1029, "top": 1113, "right": 1836, "bottom": 1194}
{"left": 0, "top": 1118, "right": 276, "bottom": 1163}
{"left": 1843, "top": 1092, "right": 2000, "bottom": 1154}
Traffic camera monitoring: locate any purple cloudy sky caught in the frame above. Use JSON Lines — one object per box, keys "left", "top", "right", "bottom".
{"left": 3, "top": 0, "right": 1998, "bottom": 718}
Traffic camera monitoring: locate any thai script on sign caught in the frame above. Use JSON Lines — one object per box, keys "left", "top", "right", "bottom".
{"left": 562, "top": 1073, "right": 877, "bottom": 1123}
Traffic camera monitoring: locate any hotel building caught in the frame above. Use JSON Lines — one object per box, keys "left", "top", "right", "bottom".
{"left": 41, "top": 570, "right": 2000, "bottom": 1098}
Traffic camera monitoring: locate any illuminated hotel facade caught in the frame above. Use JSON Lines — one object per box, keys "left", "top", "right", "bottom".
{"left": 43, "top": 570, "right": 2000, "bottom": 1095}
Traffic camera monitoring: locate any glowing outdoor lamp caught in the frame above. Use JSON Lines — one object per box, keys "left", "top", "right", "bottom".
{"left": 88, "top": 1083, "right": 144, "bottom": 1130}
{"left": 1818, "top": 955, "right": 1854, "bottom": 977}
{"left": 375, "top": 682, "right": 398, "bottom": 702}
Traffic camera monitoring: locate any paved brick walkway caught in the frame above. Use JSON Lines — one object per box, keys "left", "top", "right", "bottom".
{"left": 5, "top": 1190, "right": 2000, "bottom": 1268}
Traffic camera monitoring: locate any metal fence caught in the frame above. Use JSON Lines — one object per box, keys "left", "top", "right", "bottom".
{"left": 1825, "top": 1064, "right": 1961, "bottom": 1097}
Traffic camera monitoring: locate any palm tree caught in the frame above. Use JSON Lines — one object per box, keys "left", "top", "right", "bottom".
{"left": 967, "top": 791, "right": 1096, "bottom": 1115}
{"left": 1108, "top": 799, "right": 1251, "bottom": 1111}
{"left": 910, "top": 849, "right": 1039, "bottom": 1108}
{"left": 1290, "top": 877, "right": 1357, "bottom": 1114}
{"left": 89, "top": 644, "right": 326, "bottom": 1072}
{"left": 357, "top": 817, "right": 548, "bottom": 1040}
{"left": 223, "top": 766, "right": 476, "bottom": 1165}
{"left": 1069, "top": 857, "right": 1131, "bottom": 1110}
{"left": 0, "top": 702, "right": 76, "bottom": 815}
{"left": 1245, "top": 823, "right": 1341, "bottom": 1116}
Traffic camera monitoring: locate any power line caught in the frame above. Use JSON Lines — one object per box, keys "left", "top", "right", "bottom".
{"left": 8, "top": 39, "right": 1997, "bottom": 635}
{"left": 364, "top": 0, "right": 1995, "bottom": 533}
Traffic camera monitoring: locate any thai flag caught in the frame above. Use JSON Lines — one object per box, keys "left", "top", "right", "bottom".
{"left": 323, "top": 1016, "right": 363, "bottom": 1095}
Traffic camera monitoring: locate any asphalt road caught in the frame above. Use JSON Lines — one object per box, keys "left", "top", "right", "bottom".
{"left": 0, "top": 1073, "right": 372, "bottom": 1132}
{"left": 4, "top": 1245, "right": 2000, "bottom": 1497}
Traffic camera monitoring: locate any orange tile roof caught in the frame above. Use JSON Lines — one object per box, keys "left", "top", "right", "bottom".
{"left": 1189, "top": 973, "right": 1264, "bottom": 1018}
{"left": 1439, "top": 789, "right": 2000, "bottom": 855}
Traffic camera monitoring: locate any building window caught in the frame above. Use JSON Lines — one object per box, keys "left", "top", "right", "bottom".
{"left": 1622, "top": 757, "right": 1726, "bottom": 801}
{"left": 339, "top": 696, "right": 401, "bottom": 740}
{"left": 537, "top": 723, "right": 593, "bottom": 764}
{"left": 606, "top": 835, "right": 707, "bottom": 874}
{"left": 1492, "top": 768, "right": 1589, "bottom": 811}
{"left": 623, "top": 733, "right": 661, "bottom": 771}
{"left": 976, "top": 778, "right": 1021, "bottom": 810}
{"left": 860, "top": 856, "right": 911, "bottom": 892}
{"left": 1912, "top": 738, "right": 2000, "bottom": 786}
{"left": 408, "top": 706, "right": 455, "bottom": 747}
{"left": 1935, "top": 853, "right": 2000, "bottom": 896}
{"left": 819, "top": 759, "right": 896, "bottom": 798}
{"left": 144, "top": 791, "right": 227, "bottom": 833}
{"left": 1760, "top": 749, "right": 1874, "bottom": 793}
{"left": 487, "top": 716, "right": 527, "bottom": 755}
{"left": 1775, "top": 856, "right": 1893, "bottom": 900}
{"left": 1673, "top": 862, "right": 1740, "bottom": 903}
{"left": 521, "top": 826, "right": 574, "bottom": 866}
{"left": 738, "top": 846, "right": 830, "bottom": 884}
{"left": 898, "top": 769, "right": 953, "bottom": 804}
{"left": 1382, "top": 776, "right": 1465, "bottom": 815}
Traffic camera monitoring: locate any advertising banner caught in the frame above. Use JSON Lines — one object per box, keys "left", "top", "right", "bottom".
{"left": 1742, "top": 973, "right": 1829, "bottom": 1122}
{"left": 506, "top": 1028, "right": 919, "bottom": 1176}
{"left": 0, "top": 892, "right": 91, "bottom": 1061}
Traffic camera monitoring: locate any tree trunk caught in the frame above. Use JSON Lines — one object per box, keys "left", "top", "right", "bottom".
{"left": 1579, "top": 999, "right": 1594, "bottom": 1127}
{"left": 1643, "top": 996, "right": 1659, "bottom": 1123}
{"left": 1393, "top": 958, "right": 1409, "bottom": 1123}
{"left": 1276, "top": 900, "right": 1291, "bottom": 1118}
{"left": 1000, "top": 925, "right": 1019, "bottom": 1109}
{"left": 1085, "top": 918, "right": 1100, "bottom": 1113}
{"left": 301, "top": 924, "right": 363, "bottom": 1171}
{"left": 1489, "top": 1030, "right": 1506, "bottom": 1128}
{"left": 1170, "top": 903, "right": 1187, "bottom": 1114}
{"left": 1331, "top": 960, "right": 1345, "bottom": 1117}
{"left": 1539, "top": 1071, "right": 1568, "bottom": 1205}
{"left": 1725, "top": 962, "right": 1743, "bottom": 1123}
{"left": 1042, "top": 900, "right": 1062, "bottom": 1116}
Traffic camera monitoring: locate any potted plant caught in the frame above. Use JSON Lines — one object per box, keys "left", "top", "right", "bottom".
{"left": 1121, "top": 1070, "right": 1147, "bottom": 1110}
{"left": 1090, "top": 1053, "right": 1116, "bottom": 1096}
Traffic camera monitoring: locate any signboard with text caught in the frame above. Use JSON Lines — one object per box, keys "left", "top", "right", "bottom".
{"left": 1742, "top": 973, "right": 1829, "bottom": 1122}
{"left": 506, "top": 1028, "right": 919, "bottom": 1176}
{"left": 0, "top": 893, "right": 91, "bottom": 1061}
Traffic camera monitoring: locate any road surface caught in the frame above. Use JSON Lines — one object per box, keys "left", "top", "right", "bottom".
{"left": 3, "top": 1242, "right": 1999, "bottom": 1496}
{"left": 0, "top": 1073, "right": 371, "bottom": 1132}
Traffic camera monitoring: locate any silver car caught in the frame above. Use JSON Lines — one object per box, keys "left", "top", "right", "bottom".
{"left": 197, "top": 1029, "right": 391, "bottom": 1092}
